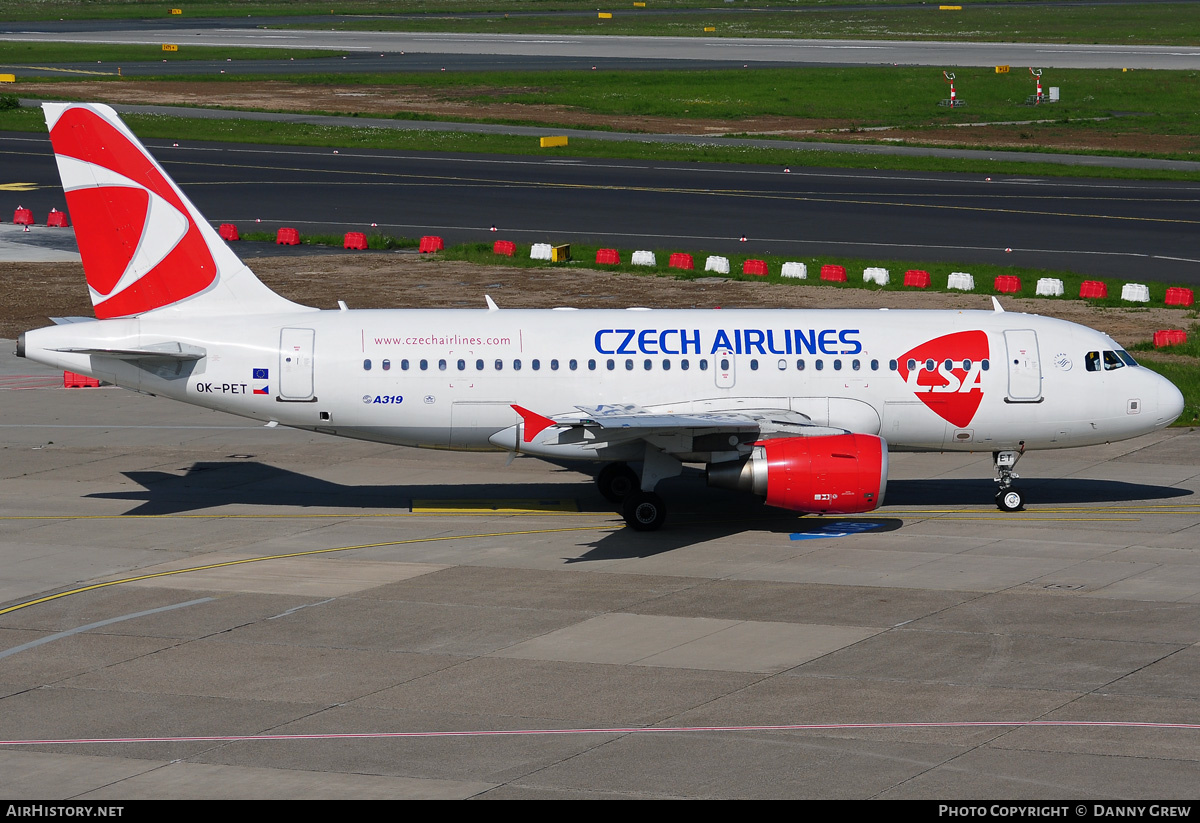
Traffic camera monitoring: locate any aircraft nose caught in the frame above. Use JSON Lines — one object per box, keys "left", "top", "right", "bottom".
{"left": 1156, "top": 372, "right": 1185, "bottom": 427}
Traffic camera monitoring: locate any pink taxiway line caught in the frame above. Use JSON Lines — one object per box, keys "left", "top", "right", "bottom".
{"left": 2, "top": 720, "right": 1199, "bottom": 747}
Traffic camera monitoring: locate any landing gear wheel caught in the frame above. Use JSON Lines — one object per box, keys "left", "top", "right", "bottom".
{"left": 597, "top": 462, "right": 639, "bottom": 504}
{"left": 996, "top": 488, "right": 1024, "bottom": 512}
{"left": 622, "top": 491, "right": 667, "bottom": 532}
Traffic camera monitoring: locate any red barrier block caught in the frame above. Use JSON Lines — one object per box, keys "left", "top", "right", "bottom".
{"left": 820, "top": 264, "right": 847, "bottom": 282}
{"left": 596, "top": 248, "right": 621, "bottom": 265}
{"left": 493, "top": 240, "right": 516, "bottom": 257}
{"left": 218, "top": 223, "right": 239, "bottom": 241}
{"left": 46, "top": 209, "right": 69, "bottom": 228}
{"left": 994, "top": 275, "right": 1022, "bottom": 293}
{"left": 903, "top": 269, "right": 931, "bottom": 288}
{"left": 1165, "top": 287, "right": 1194, "bottom": 307}
{"left": 742, "top": 259, "right": 768, "bottom": 277}
{"left": 1079, "top": 280, "right": 1108, "bottom": 299}
{"left": 343, "top": 231, "right": 368, "bottom": 250}
{"left": 668, "top": 252, "right": 694, "bottom": 271}
{"left": 12, "top": 207, "right": 33, "bottom": 225}
{"left": 276, "top": 227, "right": 300, "bottom": 245}
{"left": 1154, "top": 330, "right": 1188, "bottom": 348}
{"left": 418, "top": 235, "right": 444, "bottom": 253}
{"left": 63, "top": 371, "right": 100, "bottom": 388}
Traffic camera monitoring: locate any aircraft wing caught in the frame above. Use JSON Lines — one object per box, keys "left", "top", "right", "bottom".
{"left": 506, "top": 402, "right": 847, "bottom": 457}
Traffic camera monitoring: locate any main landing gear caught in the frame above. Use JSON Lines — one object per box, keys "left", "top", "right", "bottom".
{"left": 596, "top": 456, "right": 678, "bottom": 532}
{"left": 993, "top": 447, "right": 1025, "bottom": 512}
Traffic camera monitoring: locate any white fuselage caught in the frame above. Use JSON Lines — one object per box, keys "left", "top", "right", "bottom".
{"left": 21, "top": 306, "right": 1183, "bottom": 459}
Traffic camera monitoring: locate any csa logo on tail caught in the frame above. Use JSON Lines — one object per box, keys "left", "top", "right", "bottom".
{"left": 47, "top": 105, "right": 216, "bottom": 319}
{"left": 898, "top": 331, "right": 989, "bottom": 427}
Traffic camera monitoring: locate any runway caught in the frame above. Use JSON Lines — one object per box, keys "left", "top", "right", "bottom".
{"left": 3, "top": 129, "right": 1199, "bottom": 282}
{"left": 2, "top": 338, "right": 1200, "bottom": 798}
{"left": 2, "top": 27, "right": 1199, "bottom": 71}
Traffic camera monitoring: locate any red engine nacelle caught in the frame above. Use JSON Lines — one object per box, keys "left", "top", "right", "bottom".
{"left": 707, "top": 433, "right": 888, "bottom": 514}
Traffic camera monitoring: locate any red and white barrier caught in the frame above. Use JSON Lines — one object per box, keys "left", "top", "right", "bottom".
{"left": 596, "top": 248, "right": 621, "bottom": 265}
{"left": 1165, "top": 287, "right": 1194, "bottom": 306}
{"left": 1079, "top": 280, "right": 1107, "bottom": 298}
{"left": 218, "top": 223, "right": 239, "bottom": 241}
{"left": 668, "top": 253, "right": 694, "bottom": 271}
{"left": 275, "top": 227, "right": 300, "bottom": 245}
{"left": 418, "top": 235, "right": 444, "bottom": 253}
{"left": 781, "top": 262, "right": 806, "bottom": 279}
{"left": 46, "top": 208, "right": 69, "bottom": 228}
{"left": 903, "top": 270, "right": 930, "bottom": 289}
{"left": 704, "top": 256, "right": 729, "bottom": 274}
{"left": 493, "top": 240, "right": 516, "bottom": 257}
{"left": 343, "top": 231, "right": 368, "bottom": 250}
{"left": 819, "top": 264, "right": 847, "bottom": 282}
{"left": 742, "top": 259, "right": 767, "bottom": 277}
{"left": 993, "top": 275, "right": 1022, "bottom": 294}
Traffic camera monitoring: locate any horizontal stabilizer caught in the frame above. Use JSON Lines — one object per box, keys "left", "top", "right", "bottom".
{"left": 50, "top": 341, "right": 206, "bottom": 361}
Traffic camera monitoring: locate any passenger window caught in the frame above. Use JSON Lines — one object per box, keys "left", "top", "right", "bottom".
{"left": 681, "top": 359, "right": 690, "bottom": 371}
{"left": 588, "top": 359, "right": 596, "bottom": 371}
{"left": 833, "top": 360, "right": 842, "bottom": 371}
{"left": 419, "top": 359, "right": 428, "bottom": 371}
{"left": 531, "top": 359, "right": 540, "bottom": 371}
{"left": 494, "top": 359, "right": 503, "bottom": 371}
{"left": 907, "top": 359, "right": 916, "bottom": 371}
{"left": 852, "top": 359, "right": 861, "bottom": 371}
{"left": 457, "top": 359, "right": 465, "bottom": 371}
{"left": 363, "top": 359, "right": 371, "bottom": 371}
{"left": 644, "top": 359, "right": 652, "bottom": 371}
{"left": 550, "top": 359, "right": 559, "bottom": 371}
{"left": 981, "top": 359, "right": 990, "bottom": 371}
{"left": 569, "top": 359, "right": 578, "bottom": 371}
{"left": 889, "top": 359, "right": 897, "bottom": 371}
{"left": 438, "top": 359, "right": 447, "bottom": 371}
{"left": 625, "top": 359, "right": 634, "bottom": 370}
{"left": 749, "top": 359, "right": 759, "bottom": 371}
{"left": 796, "top": 359, "right": 805, "bottom": 371}
{"left": 607, "top": 359, "right": 615, "bottom": 370}
{"left": 699, "top": 359, "right": 709, "bottom": 371}
{"left": 476, "top": 359, "right": 484, "bottom": 371}
{"left": 815, "top": 360, "right": 824, "bottom": 371}
{"left": 513, "top": 359, "right": 522, "bottom": 371}
{"left": 401, "top": 359, "right": 409, "bottom": 371}
{"left": 663, "top": 359, "right": 671, "bottom": 371}
{"left": 382, "top": 359, "right": 391, "bottom": 371}
{"left": 777, "top": 359, "right": 787, "bottom": 370}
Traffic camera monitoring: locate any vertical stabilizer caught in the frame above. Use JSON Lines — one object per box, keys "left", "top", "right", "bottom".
{"left": 43, "top": 102, "right": 311, "bottom": 318}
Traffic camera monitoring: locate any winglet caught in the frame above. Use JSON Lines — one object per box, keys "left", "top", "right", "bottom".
{"left": 511, "top": 404, "right": 557, "bottom": 443}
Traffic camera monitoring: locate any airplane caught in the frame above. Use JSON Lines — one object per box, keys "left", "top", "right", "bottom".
{"left": 16, "top": 102, "right": 1186, "bottom": 531}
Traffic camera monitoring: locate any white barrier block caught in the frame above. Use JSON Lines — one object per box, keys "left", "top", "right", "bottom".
{"left": 631, "top": 250, "right": 656, "bottom": 267}
{"left": 705, "top": 255, "right": 730, "bottom": 274}
{"left": 530, "top": 243, "right": 553, "bottom": 261}
{"left": 1121, "top": 282, "right": 1150, "bottom": 303}
{"left": 1036, "top": 277, "right": 1064, "bottom": 297}
{"left": 947, "top": 272, "right": 975, "bottom": 291}
{"left": 781, "top": 261, "right": 807, "bottom": 279}
{"left": 863, "top": 266, "right": 890, "bottom": 286}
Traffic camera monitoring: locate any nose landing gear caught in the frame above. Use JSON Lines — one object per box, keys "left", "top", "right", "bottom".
{"left": 993, "top": 446, "right": 1025, "bottom": 511}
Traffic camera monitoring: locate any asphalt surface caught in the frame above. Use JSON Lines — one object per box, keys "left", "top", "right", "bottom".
{"left": 3, "top": 335, "right": 1200, "bottom": 799}
{"left": 3, "top": 129, "right": 1198, "bottom": 283}
{"left": 2, "top": 25, "right": 1199, "bottom": 71}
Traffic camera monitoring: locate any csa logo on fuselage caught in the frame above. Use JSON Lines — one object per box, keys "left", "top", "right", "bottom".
{"left": 897, "top": 331, "right": 989, "bottom": 427}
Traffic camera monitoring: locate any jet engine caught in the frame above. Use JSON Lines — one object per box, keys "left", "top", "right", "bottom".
{"left": 706, "top": 433, "right": 888, "bottom": 514}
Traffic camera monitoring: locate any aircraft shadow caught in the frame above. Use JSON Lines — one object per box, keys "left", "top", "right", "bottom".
{"left": 84, "top": 461, "right": 1191, "bottom": 562}
{"left": 885, "top": 478, "right": 1192, "bottom": 506}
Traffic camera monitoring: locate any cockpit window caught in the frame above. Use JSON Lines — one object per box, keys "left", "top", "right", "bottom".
{"left": 1085, "top": 351, "right": 1100, "bottom": 372}
{"left": 1116, "top": 349, "right": 1138, "bottom": 367}
{"left": 1102, "top": 350, "right": 1124, "bottom": 371}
